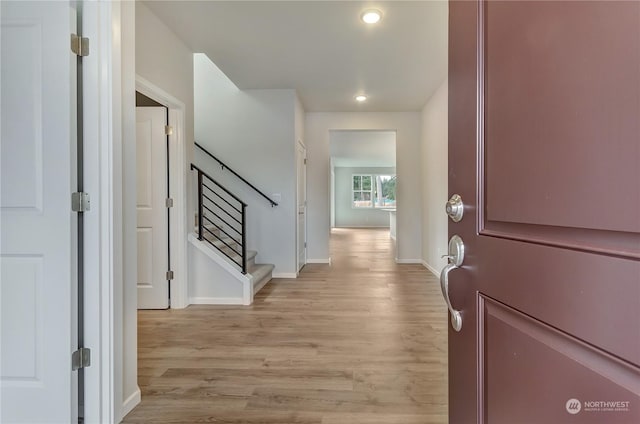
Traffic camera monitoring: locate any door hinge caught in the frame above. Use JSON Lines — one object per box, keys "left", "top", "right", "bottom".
{"left": 165, "top": 125, "right": 173, "bottom": 136}
{"left": 304, "top": 242, "right": 307, "bottom": 248}
{"left": 71, "top": 192, "right": 91, "bottom": 212}
{"left": 304, "top": 158, "right": 307, "bottom": 165}
{"left": 166, "top": 198, "right": 174, "bottom": 208}
{"left": 70, "top": 34, "right": 89, "bottom": 57}
{"left": 72, "top": 347, "right": 91, "bottom": 370}
{"left": 166, "top": 270, "right": 174, "bottom": 280}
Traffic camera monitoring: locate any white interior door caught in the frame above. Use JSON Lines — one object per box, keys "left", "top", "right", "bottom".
{"left": 136, "top": 107, "right": 169, "bottom": 309}
{"left": 296, "top": 142, "right": 307, "bottom": 271}
{"left": 1, "top": 1, "right": 77, "bottom": 422}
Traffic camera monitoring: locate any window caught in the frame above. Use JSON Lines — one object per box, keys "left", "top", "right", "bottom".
{"left": 352, "top": 175, "right": 372, "bottom": 208}
{"left": 352, "top": 174, "right": 396, "bottom": 208}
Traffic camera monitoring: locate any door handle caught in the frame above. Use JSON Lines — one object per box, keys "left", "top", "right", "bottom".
{"left": 440, "top": 235, "right": 464, "bottom": 332}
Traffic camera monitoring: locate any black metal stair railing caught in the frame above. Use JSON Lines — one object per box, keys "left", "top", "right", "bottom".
{"left": 195, "top": 142, "right": 278, "bottom": 207}
{"left": 191, "top": 164, "right": 247, "bottom": 274}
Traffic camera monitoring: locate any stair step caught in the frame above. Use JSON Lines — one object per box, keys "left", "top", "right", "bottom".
{"left": 250, "top": 263, "right": 274, "bottom": 295}
{"left": 229, "top": 250, "right": 257, "bottom": 271}
{"left": 250, "top": 263, "right": 273, "bottom": 281}
{"left": 203, "top": 233, "right": 240, "bottom": 253}
{"left": 196, "top": 223, "right": 221, "bottom": 235}
{"left": 199, "top": 231, "right": 258, "bottom": 270}
{"left": 245, "top": 250, "right": 257, "bottom": 262}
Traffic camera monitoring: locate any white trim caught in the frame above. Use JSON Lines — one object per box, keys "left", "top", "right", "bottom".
{"left": 135, "top": 76, "right": 189, "bottom": 309}
{"left": 273, "top": 272, "right": 298, "bottom": 279}
{"left": 395, "top": 258, "right": 422, "bottom": 264}
{"left": 81, "top": 1, "right": 119, "bottom": 422}
{"left": 295, "top": 139, "right": 307, "bottom": 276}
{"left": 422, "top": 260, "right": 441, "bottom": 278}
{"left": 115, "top": 1, "right": 139, "bottom": 420}
{"left": 335, "top": 225, "right": 390, "bottom": 228}
{"left": 307, "top": 258, "right": 332, "bottom": 264}
{"left": 189, "top": 297, "right": 246, "bottom": 305}
{"left": 121, "top": 389, "right": 141, "bottom": 419}
{"left": 390, "top": 233, "right": 397, "bottom": 241}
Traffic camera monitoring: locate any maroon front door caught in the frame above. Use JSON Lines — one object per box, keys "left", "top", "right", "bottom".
{"left": 448, "top": 1, "right": 640, "bottom": 423}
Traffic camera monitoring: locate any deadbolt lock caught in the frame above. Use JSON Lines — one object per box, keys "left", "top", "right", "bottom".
{"left": 446, "top": 194, "right": 464, "bottom": 222}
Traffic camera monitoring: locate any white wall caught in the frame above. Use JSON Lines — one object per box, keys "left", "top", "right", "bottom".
{"left": 114, "top": 3, "right": 196, "bottom": 418}
{"left": 334, "top": 166, "right": 396, "bottom": 228}
{"left": 194, "top": 54, "right": 298, "bottom": 277}
{"left": 136, "top": 2, "right": 194, "bottom": 151}
{"left": 421, "top": 79, "right": 449, "bottom": 276}
{"left": 188, "top": 237, "right": 249, "bottom": 304}
{"left": 136, "top": 2, "right": 195, "bottom": 266}
{"left": 118, "top": 1, "right": 139, "bottom": 419}
{"left": 305, "top": 113, "right": 422, "bottom": 262}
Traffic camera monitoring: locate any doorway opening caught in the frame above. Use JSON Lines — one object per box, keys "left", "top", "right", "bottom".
{"left": 329, "top": 130, "right": 397, "bottom": 260}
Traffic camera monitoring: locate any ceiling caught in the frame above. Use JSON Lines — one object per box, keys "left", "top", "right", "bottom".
{"left": 330, "top": 130, "right": 396, "bottom": 167}
{"left": 142, "top": 1, "right": 448, "bottom": 112}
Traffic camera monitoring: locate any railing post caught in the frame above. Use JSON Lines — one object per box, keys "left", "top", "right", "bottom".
{"left": 241, "top": 204, "right": 247, "bottom": 274}
{"left": 197, "top": 170, "right": 204, "bottom": 241}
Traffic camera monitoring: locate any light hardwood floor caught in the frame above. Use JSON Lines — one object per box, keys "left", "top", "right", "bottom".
{"left": 123, "top": 228, "right": 448, "bottom": 423}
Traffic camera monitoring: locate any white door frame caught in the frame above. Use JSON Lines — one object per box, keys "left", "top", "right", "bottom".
{"left": 135, "top": 76, "right": 189, "bottom": 309}
{"left": 296, "top": 139, "right": 308, "bottom": 274}
{"left": 80, "top": 4, "right": 188, "bottom": 422}
{"left": 79, "top": 2, "right": 192, "bottom": 422}
{"left": 80, "top": 0, "right": 118, "bottom": 422}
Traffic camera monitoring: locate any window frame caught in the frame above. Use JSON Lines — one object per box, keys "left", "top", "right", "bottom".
{"left": 351, "top": 174, "right": 373, "bottom": 209}
{"left": 351, "top": 173, "right": 396, "bottom": 209}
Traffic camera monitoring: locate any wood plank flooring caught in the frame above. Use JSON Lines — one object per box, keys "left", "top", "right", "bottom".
{"left": 123, "top": 228, "right": 448, "bottom": 423}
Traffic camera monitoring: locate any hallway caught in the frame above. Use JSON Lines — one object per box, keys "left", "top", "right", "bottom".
{"left": 124, "top": 228, "right": 448, "bottom": 423}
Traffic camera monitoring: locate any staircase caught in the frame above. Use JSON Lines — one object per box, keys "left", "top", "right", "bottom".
{"left": 188, "top": 161, "right": 275, "bottom": 305}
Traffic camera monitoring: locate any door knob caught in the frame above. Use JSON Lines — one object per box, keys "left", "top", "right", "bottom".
{"left": 445, "top": 194, "right": 464, "bottom": 222}
{"left": 440, "top": 235, "right": 464, "bottom": 331}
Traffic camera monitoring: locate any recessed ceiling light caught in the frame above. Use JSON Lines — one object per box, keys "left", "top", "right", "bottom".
{"left": 355, "top": 95, "right": 367, "bottom": 102}
{"left": 361, "top": 9, "right": 382, "bottom": 24}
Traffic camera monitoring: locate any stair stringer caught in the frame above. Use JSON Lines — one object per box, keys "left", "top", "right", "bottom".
{"left": 188, "top": 233, "right": 254, "bottom": 305}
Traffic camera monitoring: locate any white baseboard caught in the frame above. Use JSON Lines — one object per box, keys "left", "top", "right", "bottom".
{"left": 307, "top": 258, "right": 331, "bottom": 264}
{"left": 335, "top": 225, "right": 389, "bottom": 228}
{"left": 421, "top": 260, "right": 441, "bottom": 278}
{"left": 272, "top": 272, "right": 297, "bottom": 279}
{"left": 395, "top": 258, "right": 422, "bottom": 264}
{"left": 188, "top": 297, "right": 245, "bottom": 305}
{"left": 121, "top": 387, "right": 141, "bottom": 419}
